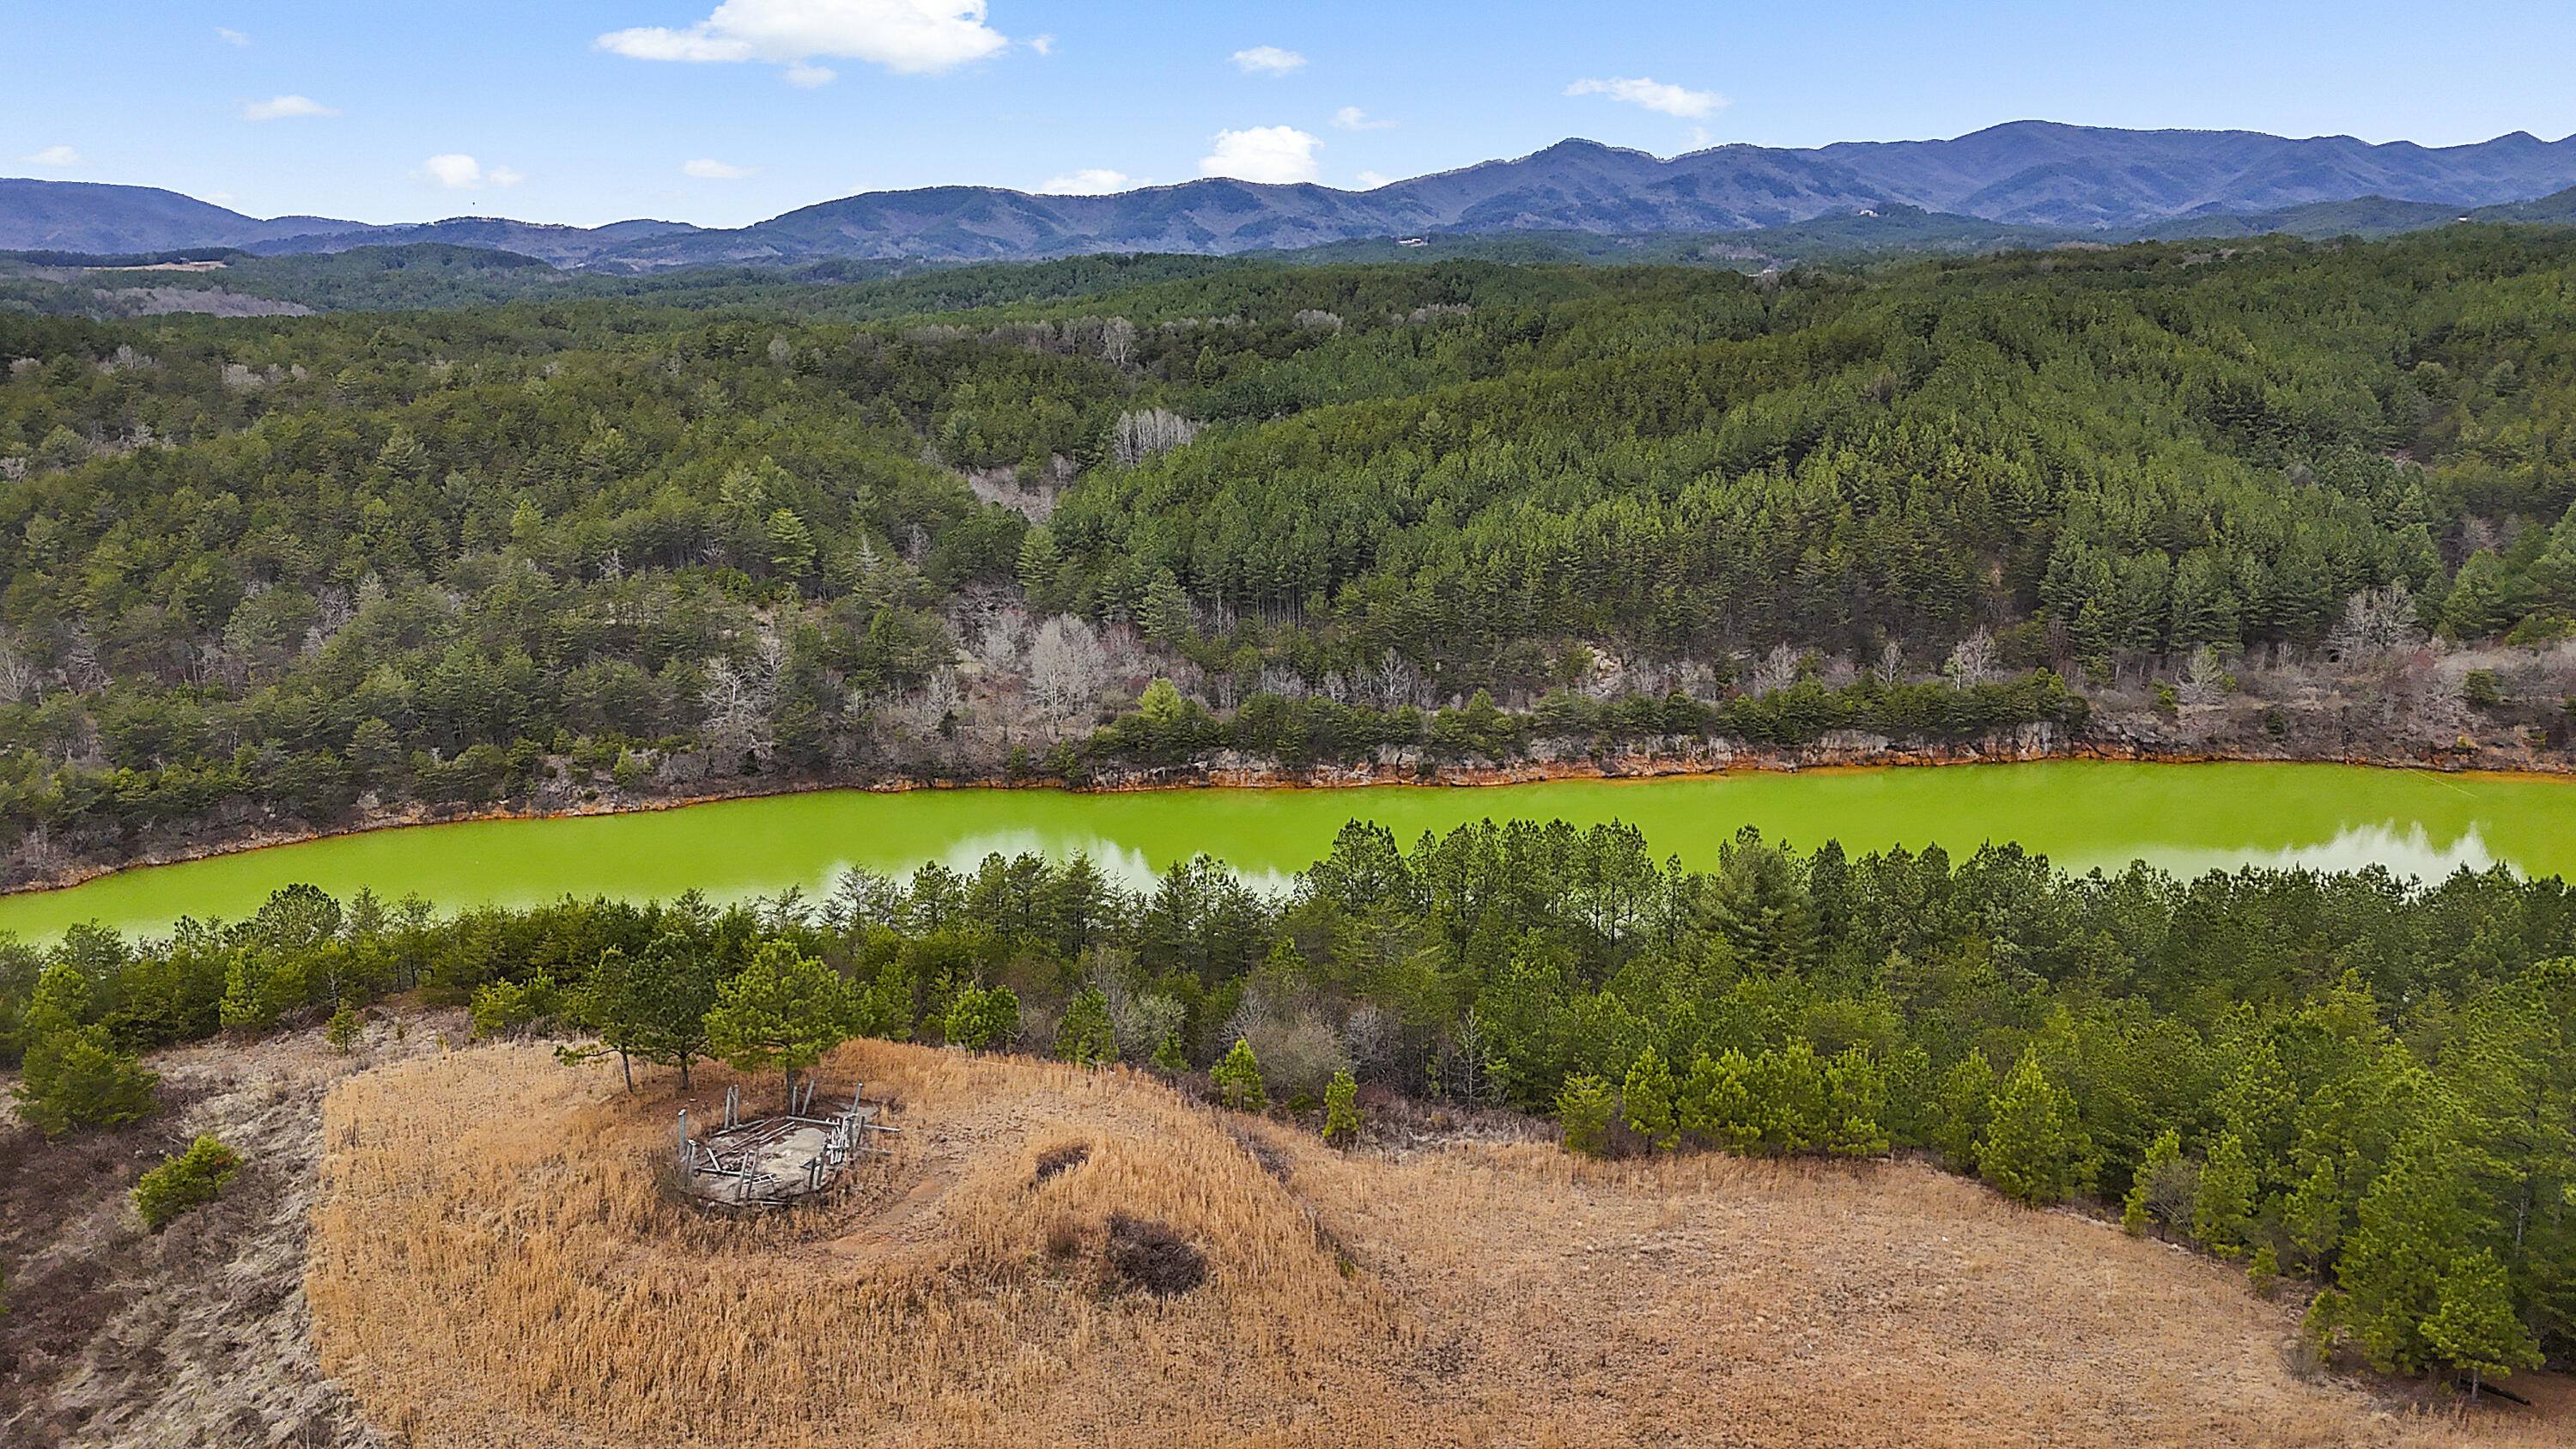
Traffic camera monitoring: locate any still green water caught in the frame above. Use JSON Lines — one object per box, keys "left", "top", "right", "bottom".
{"left": 4, "top": 762, "right": 2573, "bottom": 941}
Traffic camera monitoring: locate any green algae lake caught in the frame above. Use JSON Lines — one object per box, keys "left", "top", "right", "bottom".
{"left": 6, "top": 760, "right": 2576, "bottom": 941}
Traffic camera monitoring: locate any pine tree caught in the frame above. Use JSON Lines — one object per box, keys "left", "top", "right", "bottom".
{"left": 132, "top": 1135, "right": 241, "bottom": 1232}
{"left": 325, "top": 1001, "right": 362, "bottom": 1056}
{"left": 1880, "top": 1042, "right": 1938, "bottom": 1147}
{"left": 702, "top": 942, "right": 855, "bottom": 1107}
{"left": 218, "top": 948, "right": 276, "bottom": 1032}
{"left": 943, "top": 984, "right": 1020, "bottom": 1051}
{"left": 2194, "top": 1132, "right": 2258, "bottom": 1259}
{"left": 1749, "top": 1041, "right": 1826, "bottom": 1156}
{"left": 1680, "top": 1049, "right": 1759, "bottom": 1154}
{"left": 1151, "top": 1030, "right": 1187, "bottom": 1072}
{"left": 1558, "top": 1074, "right": 1616, "bottom": 1159}
{"left": 1935, "top": 1049, "right": 1996, "bottom": 1173}
{"left": 1213, "top": 1038, "right": 1267, "bottom": 1112}
{"left": 2125, "top": 1128, "right": 2184, "bottom": 1235}
{"left": 2285, "top": 1155, "right": 2348, "bottom": 1269}
{"left": 2216, "top": 1030, "right": 2297, "bottom": 1195}
{"left": 2248, "top": 1245, "right": 2281, "bottom": 1298}
{"left": 14, "top": 1025, "right": 159, "bottom": 1138}
{"left": 1137, "top": 677, "right": 1186, "bottom": 724}
{"left": 1979, "top": 1050, "right": 2076, "bottom": 1205}
{"left": 1139, "top": 569, "right": 1194, "bottom": 645}
{"left": 1622, "top": 1046, "right": 1679, "bottom": 1152}
{"left": 1322, "top": 1068, "right": 1360, "bottom": 1145}
{"left": 1822, "top": 1047, "right": 1889, "bottom": 1156}
{"left": 2421, "top": 1248, "right": 2543, "bottom": 1398}
{"left": 1056, "top": 987, "right": 1117, "bottom": 1067}
{"left": 2338, "top": 1130, "right": 2489, "bottom": 1373}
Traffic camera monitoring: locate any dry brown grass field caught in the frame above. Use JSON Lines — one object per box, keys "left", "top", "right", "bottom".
{"left": 308, "top": 1039, "right": 2568, "bottom": 1449}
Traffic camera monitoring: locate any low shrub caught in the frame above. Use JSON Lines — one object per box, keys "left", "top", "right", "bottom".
{"left": 134, "top": 1135, "right": 242, "bottom": 1232}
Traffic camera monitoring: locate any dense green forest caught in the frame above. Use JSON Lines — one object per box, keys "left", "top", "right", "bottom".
{"left": 5, "top": 818, "right": 2570, "bottom": 1383}
{"left": 4, "top": 228, "right": 2576, "bottom": 875}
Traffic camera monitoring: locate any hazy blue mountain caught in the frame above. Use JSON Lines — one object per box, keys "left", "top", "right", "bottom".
{"left": 240, "top": 216, "right": 706, "bottom": 268}
{"left": 0, "top": 179, "right": 374, "bottom": 253}
{"left": 9, "top": 122, "right": 2576, "bottom": 268}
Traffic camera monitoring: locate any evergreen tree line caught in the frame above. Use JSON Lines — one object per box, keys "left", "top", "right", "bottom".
{"left": 5, "top": 815, "right": 2571, "bottom": 1383}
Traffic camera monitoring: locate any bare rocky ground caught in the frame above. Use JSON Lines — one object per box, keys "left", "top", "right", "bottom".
{"left": 0, "top": 1011, "right": 459, "bottom": 1447}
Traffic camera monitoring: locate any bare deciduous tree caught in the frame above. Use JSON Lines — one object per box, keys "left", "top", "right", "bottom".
{"left": 1029, "top": 614, "right": 1109, "bottom": 724}
{"left": 2325, "top": 582, "right": 2421, "bottom": 661}
{"left": 975, "top": 606, "right": 1033, "bottom": 678}
{"left": 1109, "top": 408, "right": 1200, "bottom": 467}
{"left": 1341, "top": 1004, "right": 1392, "bottom": 1082}
{"left": 2179, "top": 645, "right": 2231, "bottom": 703}
{"left": 0, "top": 632, "right": 33, "bottom": 704}
{"left": 1367, "top": 648, "right": 1431, "bottom": 709}
{"left": 1099, "top": 317, "right": 1137, "bottom": 368}
{"left": 892, "top": 669, "right": 967, "bottom": 740}
{"left": 1944, "top": 629, "right": 2000, "bottom": 690}
{"left": 1749, "top": 642, "right": 1801, "bottom": 696}
{"left": 701, "top": 658, "right": 766, "bottom": 764}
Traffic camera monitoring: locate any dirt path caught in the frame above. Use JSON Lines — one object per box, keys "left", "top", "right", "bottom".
{"left": 0, "top": 1014, "right": 457, "bottom": 1447}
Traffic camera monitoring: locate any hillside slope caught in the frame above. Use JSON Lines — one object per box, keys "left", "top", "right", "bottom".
{"left": 307, "top": 1039, "right": 2564, "bottom": 1447}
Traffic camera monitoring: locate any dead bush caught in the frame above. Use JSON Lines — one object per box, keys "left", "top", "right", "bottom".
{"left": 1032, "top": 1142, "right": 1091, "bottom": 1186}
{"left": 1106, "top": 1213, "right": 1206, "bottom": 1297}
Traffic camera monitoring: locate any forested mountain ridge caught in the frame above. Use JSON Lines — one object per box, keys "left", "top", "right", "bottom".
{"left": 3, "top": 228, "right": 2576, "bottom": 881}
{"left": 9, "top": 121, "right": 2576, "bottom": 266}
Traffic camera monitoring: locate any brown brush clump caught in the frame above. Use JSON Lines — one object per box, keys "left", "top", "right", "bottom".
{"left": 311, "top": 1043, "right": 2567, "bottom": 1449}
{"left": 1104, "top": 1214, "right": 1207, "bottom": 1298}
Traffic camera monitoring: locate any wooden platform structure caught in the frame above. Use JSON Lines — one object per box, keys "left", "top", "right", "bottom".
{"left": 674, "top": 1079, "right": 899, "bottom": 1208}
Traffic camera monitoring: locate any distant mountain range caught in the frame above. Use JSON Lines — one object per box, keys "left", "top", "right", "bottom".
{"left": 9, "top": 120, "right": 2576, "bottom": 271}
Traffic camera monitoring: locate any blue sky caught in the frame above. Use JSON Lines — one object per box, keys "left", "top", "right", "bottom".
{"left": 8, "top": 1, "right": 2576, "bottom": 229}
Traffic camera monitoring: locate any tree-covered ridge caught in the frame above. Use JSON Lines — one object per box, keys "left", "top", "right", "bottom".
{"left": 5, "top": 819, "right": 2571, "bottom": 1380}
{"left": 3, "top": 231, "right": 2576, "bottom": 871}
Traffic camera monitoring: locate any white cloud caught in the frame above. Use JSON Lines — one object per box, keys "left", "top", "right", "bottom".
{"left": 416, "top": 154, "right": 524, "bottom": 189}
{"left": 597, "top": 0, "right": 1008, "bottom": 81}
{"left": 419, "top": 155, "right": 483, "bottom": 188}
{"left": 784, "top": 61, "right": 836, "bottom": 86}
{"left": 1231, "top": 45, "right": 1305, "bottom": 76}
{"left": 684, "top": 157, "right": 760, "bottom": 179}
{"left": 241, "top": 94, "right": 340, "bottom": 120}
{"left": 22, "top": 145, "right": 82, "bottom": 167}
{"left": 1028, "top": 33, "right": 1054, "bottom": 56}
{"left": 1199, "top": 126, "right": 1319, "bottom": 185}
{"left": 1038, "top": 168, "right": 1145, "bottom": 195}
{"left": 216, "top": 27, "right": 249, "bottom": 46}
{"left": 1564, "top": 75, "right": 1728, "bottom": 119}
{"left": 1354, "top": 170, "right": 1394, "bottom": 189}
{"left": 1331, "top": 106, "right": 1392, "bottom": 131}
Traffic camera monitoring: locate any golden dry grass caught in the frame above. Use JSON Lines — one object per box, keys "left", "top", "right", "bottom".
{"left": 309, "top": 1042, "right": 2566, "bottom": 1448}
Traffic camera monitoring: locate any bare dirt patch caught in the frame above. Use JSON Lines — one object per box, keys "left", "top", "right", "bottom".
{"left": 0, "top": 1011, "right": 455, "bottom": 1447}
